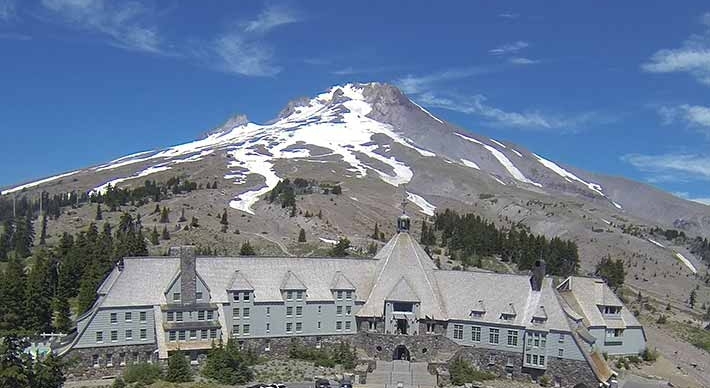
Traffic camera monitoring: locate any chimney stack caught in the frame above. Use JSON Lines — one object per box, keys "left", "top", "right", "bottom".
{"left": 530, "top": 259, "right": 546, "bottom": 291}
{"left": 171, "top": 246, "right": 197, "bottom": 305}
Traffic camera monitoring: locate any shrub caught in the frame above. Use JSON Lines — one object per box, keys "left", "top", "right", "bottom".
{"left": 449, "top": 358, "right": 495, "bottom": 385}
{"left": 656, "top": 315, "right": 667, "bottom": 324}
{"left": 539, "top": 374, "right": 552, "bottom": 387}
{"left": 165, "top": 350, "right": 192, "bottom": 383}
{"left": 123, "top": 362, "right": 162, "bottom": 385}
{"left": 202, "top": 340, "right": 254, "bottom": 385}
{"left": 641, "top": 347, "right": 658, "bottom": 362}
{"left": 111, "top": 377, "right": 126, "bottom": 388}
{"left": 627, "top": 355, "right": 641, "bottom": 364}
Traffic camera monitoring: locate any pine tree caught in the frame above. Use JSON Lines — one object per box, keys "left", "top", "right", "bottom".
{"left": 317, "top": 209, "right": 322, "bottom": 219}
{"left": 0, "top": 335, "right": 34, "bottom": 387}
{"left": 220, "top": 209, "right": 229, "bottom": 225}
{"left": 330, "top": 238, "right": 351, "bottom": 257}
{"left": 690, "top": 289, "right": 697, "bottom": 308}
{"left": 12, "top": 215, "right": 34, "bottom": 258}
{"left": 152, "top": 204, "right": 161, "bottom": 215}
{"left": 331, "top": 185, "right": 342, "bottom": 195}
{"left": 33, "top": 351, "right": 66, "bottom": 388}
{"left": 190, "top": 216, "right": 199, "bottom": 228}
{"left": 53, "top": 295, "right": 71, "bottom": 333}
{"left": 239, "top": 241, "right": 256, "bottom": 256}
{"left": 178, "top": 208, "right": 187, "bottom": 223}
{"left": 159, "top": 207, "right": 170, "bottom": 223}
{"left": 161, "top": 226, "right": 171, "bottom": 240}
{"left": 95, "top": 204, "right": 103, "bottom": 221}
{"left": 38, "top": 213, "right": 48, "bottom": 246}
{"left": 150, "top": 227, "right": 160, "bottom": 246}
{"left": 165, "top": 350, "right": 192, "bottom": 383}
{"left": 0, "top": 256, "right": 27, "bottom": 331}
{"left": 25, "top": 251, "right": 54, "bottom": 334}
{"left": 298, "top": 228, "right": 307, "bottom": 243}
{"left": 372, "top": 222, "right": 380, "bottom": 241}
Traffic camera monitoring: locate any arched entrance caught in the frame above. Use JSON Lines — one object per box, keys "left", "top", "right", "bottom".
{"left": 393, "top": 345, "right": 410, "bottom": 361}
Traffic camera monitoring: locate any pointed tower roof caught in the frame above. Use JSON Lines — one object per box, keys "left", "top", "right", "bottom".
{"left": 280, "top": 270, "right": 307, "bottom": 290}
{"left": 228, "top": 270, "right": 254, "bottom": 290}
{"left": 471, "top": 299, "right": 486, "bottom": 314}
{"left": 386, "top": 277, "right": 420, "bottom": 302}
{"left": 330, "top": 271, "right": 356, "bottom": 290}
{"left": 502, "top": 302, "right": 517, "bottom": 316}
{"left": 357, "top": 231, "right": 446, "bottom": 319}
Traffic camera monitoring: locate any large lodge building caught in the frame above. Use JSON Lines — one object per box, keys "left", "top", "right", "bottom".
{"left": 60, "top": 213, "right": 646, "bottom": 387}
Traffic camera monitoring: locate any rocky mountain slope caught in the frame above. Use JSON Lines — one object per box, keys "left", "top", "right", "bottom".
{"left": 2, "top": 82, "right": 709, "bottom": 307}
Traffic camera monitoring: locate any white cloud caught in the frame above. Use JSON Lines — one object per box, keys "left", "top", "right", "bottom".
{"left": 509, "top": 57, "right": 540, "bottom": 65}
{"left": 673, "top": 191, "right": 710, "bottom": 205}
{"left": 0, "top": 0, "right": 15, "bottom": 21}
{"left": 489, "top": 41, "right": 529, "bottom": 55}
{"left": 242, "top": 4, "right": 301, "bottom": 34}
{"left": 211, "top": 33, "right": 280, "bottom": 76}
{"left": 657, "top": 104, "right": 710, "bottom": 136}
{"left": 498, "top": 13, "right": 519, "bottom": 19}
{"left": 41, "top": 0, "right": 162, "bottom": 53}
{"left": 395, "top": 66, "right": 495, "bottom": 94}
{"left": 642, "top": 13, "right": 710, "bottom": 85}
{"left": 622, "top": 153, "right": 710, "bottom": 181}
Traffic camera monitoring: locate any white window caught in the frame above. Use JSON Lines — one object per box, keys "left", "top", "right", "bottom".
{"left": 233, "top": 325, "right": 240, "bottom": 335}
{"left": 111, "top": 330, "right": 118, "bottom": 342}
{"left": 198, "top": 311, "right": 205, "bottom": 320}
{"left": 169, "top": 331, "right": 176, "bottom": 341}
{"left": 125, "top": 330, "right": 132, "bottom": 340}
{"left": 207, "top": 310, "right": 214, "bottom": 320}
{"left": 318, "top": 321, "right": 321, "bottom": 329}
{"left": 106, "top": 354, "right": 113, "bottom": 367}
{"left": 426, "top": 323, "right": 434, "bottom": 334}
{"left": 286, "top": 306, "right": 293, "bottom": 317}
{"left": 173, "top": 292, "right": 181, "bottom": 302}
{"left": 196, "top": 291, "right": 203, "bottom": 300}
{"left": 243, "top": 307, "right": 250, "bottom": 318}
{"left": 346, "top": 291, "right": 352, "bottom": 300}
{"left": 140, "top": 311, "right": 147, "bottom": 322}
{"left": 336, "top": 321, "right": 342, "bottom": 331}
{"left": 541, "top": 333, "right": 547, "bottom": 348}
{"left": 176, "top": 312, "right": 183, "bottom": 322}
{"left": 286, "top": 322, "right": 293, "bottom": 333}
{"left": 453, "top": 324, "right": 464, "bottom": 340}
{"left": 243, "top": 324, "right": 250, "bottom": 335}
{"left": 526, "top": 354, "right": 531, "bottom": 364}
{"left": 471, "top": 326, "right": 481, "bottom": 342}
{"left": 266, "top": 307, "right": 271, "bottom": 317}
{"left": 243, "top": 292, "right": 250, "bottom": 302}
{"left": 558, "top": 333, "right": 564, "bottom": 343}
{"left": 286, "top": 291, "right": 294, "bottom": 300}
{"left": 558, "top": 348, "right": 564, "bottom": 358}
{"left": 337, "top": 306, "right": 343, "bottom": 315}
{"left": 110, "top": 313, "right": 117, "bottom": 324}
{"left": 190, "top": 330, "right": 197, "bottom": 339}
{"left": 92, "top": 354, "right": 100, "bottom": 367}
{"left": 345, "top": 321, "right": 351, "bottom": 331}
{"left": 318, "top": 305, "right": 322, "bottom": 314}
{"left": 209, "top": 329, "right": 216, "bottom": 338}
{"left": 233, "top": 292, "right": 240, "bottom": 302}
{"left": 296, "top": 306, "right": 303, "bottom": 316}
{"left": 539, "top": 355, "right": 545, "bottom": 365}
{"left": 266, "top": 323, "right": 270, "bottom": 333}
{"left": 346, "top": 306, "right": 352, "bottom": 315}
{"left": 178, "top": 331, "right": 186, "bottom": 340}
{"left": 201, "top": 330, "right": 208, "bottom": 340}
{"left": 265, "top": 339, "right": 271, "bottom": 352}
{"left": 533, "top": 354, "right": 538, "bottom": 365}
{"left": 140, "top": 329, "right": 147, "bottom": 340}
{"left": 125, "top": 312, "right": 132, "bottom": 322}
{"left": 489, "top": 328, "right": 500, "bottom": 344}
{"left": 507, "top": 330, "right": 518, "bottom": 346}
{"left": 606, "top": 329, "right": 624, "bottom": 338}
{"left": 296, "top": 322, "right": 302, "bottom": 332}
{"left": 337, "top": 290, "right": 343, "bottom": 300}
{"left": 96, "top": 331, "right": 103, "bottom": 343}
{"left": 296, "top": 291, "right": 303, "bottom": 300}
{"left": 167, "top": 311, "right": 174, "bottom": 321}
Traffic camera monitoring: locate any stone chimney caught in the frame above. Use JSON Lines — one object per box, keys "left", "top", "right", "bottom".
{"left": 171, "top": 246, "right": 197, "bottom": 305}
{"left": 530, "top": 259, "right": 546, "bottom": 292}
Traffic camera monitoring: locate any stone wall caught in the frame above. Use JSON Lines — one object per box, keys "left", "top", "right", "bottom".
{"left": 233, "top": 334, "right": 357, "bottom": 359}
{"left": 546, "top": 357, "right": 599, "bottom": 387}
{"left": 352, "top": 332, "right": 460, "bottom": 362}
{"left": 64, "top": 344, "right": 158, "bottom": 380}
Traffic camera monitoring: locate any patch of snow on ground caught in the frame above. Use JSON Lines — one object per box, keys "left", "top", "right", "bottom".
{"left": 2, "top": 170, "right": 81, "bottom": 195}
{"left": 648, "top": 238, "right": 666, "bottom": 248}
{"left": 350, "top": 197, "right": 359, "bottom": 202}
{"left": 454, "top": 132, "right": 483, "bottom": 145}
{"left": 460, "top": 159, "right": 480, "bottom": 170}
{"left": 407, "top": 192, "right": 436, "bottom": 216}
{"left": 172, "top": 150, "right": 215, "bottom": 164}
{"left": 91, "top": 165, "right": 172, "bottom": 195}
{"left": 409, "top": 99, "right": 443, "bottom": 124}
{"left": 490, "top": 175, "right": 507, "bottom": 185}
{"left": 489, "top": 138, "right": 507, "bottom": 148}
{"left": 674, "top": 252, "right": 698, "bottom": 274}
{"left": 612, "top": 201, "right": 623, "bottom": 209}
{"left": 485, "top": 145, "right": 542, "bottom": 187}
{"left": 319, "top": 237, "right": 338, "bottom": 245}
{"left": 600, "top": 218, "right": 611, "bottom": 225}
{"left": 511, "top": 149, "right": 523, "bottom": 157}
{"left": 533, "top": 153, "right": 604, "bottom": 196}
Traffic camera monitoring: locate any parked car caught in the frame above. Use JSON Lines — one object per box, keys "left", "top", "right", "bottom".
{"left": 315, "top": 378, "right": 331, "bottom": 388}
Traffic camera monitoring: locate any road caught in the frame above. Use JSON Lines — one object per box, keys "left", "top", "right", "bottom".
{"left": 247, "top": 232, "right": 293, "bottom": 256}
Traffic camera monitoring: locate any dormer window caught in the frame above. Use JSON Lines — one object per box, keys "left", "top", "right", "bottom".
{"left": 500, "top": 303, "right": 516, "bottom": 321}
{"left": 600, "top": 305, "right": 621, "bottom": 315}
{"left": 500, "top": 313, "right": 515, "bottom": 321}
{"left": 470, "top": 311, "right": 485, "bottom": 318}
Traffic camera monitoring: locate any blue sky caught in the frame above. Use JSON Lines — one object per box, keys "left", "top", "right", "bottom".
{"left": 1, "top": 1, "right": 710, "bottom": 204}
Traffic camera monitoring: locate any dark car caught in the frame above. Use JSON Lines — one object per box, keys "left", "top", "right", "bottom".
{"left": 315, "top": 378, "right": 331, "bottom": 388}
{"left": 339, "top": 382, "right": 352, "bottom": 388}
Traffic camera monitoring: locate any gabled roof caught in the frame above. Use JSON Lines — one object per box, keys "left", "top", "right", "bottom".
{"left": 557, "top": 276, "right": 641, "bottom": 328}
{"left": 280, "top": 270, "right": 307, "bottom": 290}
{"left": 229, "top": 270, "right": 254, "bottom": 290}
{"left": 502, "top": 303, "right": 517, "bottom": 317}
{"left": 330, "top": 271, "right": 356, "bottom": 290}
{"left": 386, "top": 277, "right": 420, "bottom": 303}
{"left": 471, "top": 299, "right": 486, "bottom": 314}
{"left": 532, "top": 305, "right": 548, "bottom": 321}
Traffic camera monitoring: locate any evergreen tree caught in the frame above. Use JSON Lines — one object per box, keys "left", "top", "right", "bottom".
{"left": 0, "top": 256, "right": 27, "bottom": 331}
{"left": 39, "top": 212, "right": 48, "bottom": 246}
{"left": 372, "top": 223, "right": 380, "bottom": 241}
{"left": 159, "top": 207, "right": 170, "bottom": 223}
{"left": 689, "top": 289, "right": 697, "bottom": 308}
{"left": 220, "top": 209, "right": 229, "bottom": 225}
{"left": 317, "top": 209, "right": 322, "bottom": 219}
{"left": 331, "top": 185, "right": 342, "bottom": 195}
{"left": 95, "top": 204, "right": 103, "bottom": 221}
{"left": 165, "top": 350, "right": 192, "bottom": 383}
{"left": 52, "top": 295, "right": 71, "bottom": 333}
{"left": 24, "top": 251, "right": 54, "bottom": 334}
{"left": 330, "top": 238, "right": 351, "bottom": 257}
{"left": 150, "top": 227, "right": 159, "bottom": 246}
{"left": 240, "top": 241, "right": 256, "bottom": 256}
{"left": 595, "top": 255, "right": 625, "bottom": 289}
{"left": 32, "top": 353, "right": 66, "bottom": 388}
{"left": 190, "top": 216, "right": 199, "bottom": 228}
{"left": 201, "top": 340, "right": 253, "bottom": 384}
{"left": 0, "top": 219, "right": 11, "bottom": 260}
{"left": 0, "top": 335, "right": 34, "bottom": 387}
{"left": 178, "top": 208, "right": 187, "bottom": 223}
{"left": 152, "top": 204, "right": 161, "bottom": 215}
{"left": 161, "top": 226, "right": 171, "bottom": 240}
{"left": 12, "top": 215, "right": 34, "bottom": 258}
{"left": 298, "top": 228, "right": 307, "bottom": 243}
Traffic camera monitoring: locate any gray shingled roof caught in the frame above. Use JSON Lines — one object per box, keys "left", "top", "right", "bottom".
{"left": 557, "top": 276, "right": 642, "bottom": 328}
{"left": 330, "top": 271, "right": 356, "bottom": 290}
{"left": 229, "top": 271, "right": 254, "bottom": 290}
{"left": 357, "top": 232, "right": 446, "bottom": 319}
{"left": 386, "top": 277, "right": 420, "bottom": 302}
{"left": 280, "top": 270, "right": 307, "bottom": 290}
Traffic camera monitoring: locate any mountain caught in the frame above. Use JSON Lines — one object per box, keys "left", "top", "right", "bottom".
{"left": 2, "top": 82, "right": 708, "bottom": 304}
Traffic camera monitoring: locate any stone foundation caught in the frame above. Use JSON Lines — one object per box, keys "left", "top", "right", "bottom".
{"left": 352, "top": 332, "right": 460, "bottom": 362}
{"left": 64, "top": 344, "right": 158, "bottom": 380}
{"left": 547, "top": 357, "right": 598, "bottom": 388}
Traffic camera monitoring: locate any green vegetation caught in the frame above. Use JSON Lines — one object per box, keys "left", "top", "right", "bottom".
{"left": 288, "top": 339, "right": 356, "bottom": 369}
{"left": 240, "top": 240, "right": 256, "bottom": 256}
{"left": 595, "top": 255, "right": 625, "bottom": 289}
{"left": 641, "top": 347, "right": 659, "bottom": 362}
{"left": 298, "top": 228, "right": 307, "bottom": 243}
{"left": 165, "top": 350, "right": 193, "bottom": 383}
{"left": 123, "top": 362, "right": 163, "bottom": 385}
{"left": 434, "top": 209, "right": 580, "bottom": 276}
{"left": 329, "top": 237, "right": 351, "bottom": 257}
{"left": 448, "top": 358, "right": 495, "bottom": 385}
{"left": 201, "top": 340, "right": 255, "bottom": 385}
{"left": 0, "top": 335, "right": 65, "bottom": 388}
